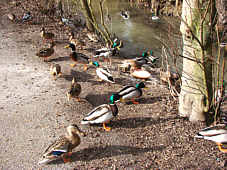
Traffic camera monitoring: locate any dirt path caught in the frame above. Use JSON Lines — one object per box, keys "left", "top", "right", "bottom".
{"left": 0, "top": 11, "right": 86, "bottom": 169}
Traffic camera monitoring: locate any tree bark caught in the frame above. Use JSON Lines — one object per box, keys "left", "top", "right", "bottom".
{"left": 179, "top": 0, "right": 214, "bottom": 121}
{"left": 80, "top": 0, "right": 94, "bottom": 31}
{"left": 175, "top": 0, "right": 179, "bottom": 8}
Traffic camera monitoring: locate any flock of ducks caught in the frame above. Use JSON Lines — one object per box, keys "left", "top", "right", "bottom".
{"left": 8, "top": 11, "right": 227, "bottom": 165}
{"left": 35, "top": 25, "right": 151, "bottom": 164}
{"left": 34, "top": 25, "right": 227, "bottom": 165}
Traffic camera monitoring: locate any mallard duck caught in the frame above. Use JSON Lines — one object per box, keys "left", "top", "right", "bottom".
{"left": 111, "top": 37, "right": 123, "bottom": 50}
{"left": 7, "top": 13, "right": 16, "bottom": 21}
{"left": 22, "top": 12, "right": 32, "bottom": 22}
{"left": 38, "top": 124, "right": 86, "bottom": 164}
{"left": 123, "top": 58, "right": 150, "bottom": 70}
{"left": 61, "top": 18, "right": 75, "bottom": 27}
{"left": 81, "top": 94, "right": 120, "bottom": 131}
{"left": 115, "top": 82, "right": 147, "bottom": 104}
{"left": 40, "top": 27, "right": 55, "bottom": 43}
{"left": 67, "top": 77, "right": 82, "bottom": 102}
{"left": 36, "top": 42, "right": 55, "bottom": 62}
{"left": 120, "top": 11, "right": 130, "bottom": 19}
{"left": 87, "top": 32, "right": 99, "bottom": 42}
{"left": 68, "top": 32, "right": 85, "bottom": 49}
{"left": 121, "top": 51, "right": 155, "bottom": 69}
{"left": 50, "top": 64, "right": 62, "bottom": 80}
{"left": 93, "top": 47, "right": 116, "bottom": 65}
{"left": 141, "top": 50, "right": 159, "bottom": 64}
{"left": 90, "top": 61, "right": 115, "bottom": 84}
{"left": 64, "top": 43, "right": 90, "bottom": 70}
{"left": 152, "top": 16, "right": 160, "bottom": 20}
{"left": 195, "top": 124, "right": 227, "bottom": 153}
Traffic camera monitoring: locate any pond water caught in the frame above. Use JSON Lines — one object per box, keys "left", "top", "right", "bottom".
{"left": 88, "top": 0, "right": 181, "bottom": 59}
{"left": 91, "top": 0, "right": 227, "bottom": 89}
{"left": 70, "top": 0, "right": 227, "bottom": 85}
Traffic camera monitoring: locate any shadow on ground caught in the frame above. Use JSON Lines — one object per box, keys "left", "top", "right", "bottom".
{"left": 85, "top": 92, "right": 116, "bottom": 106}
{"left": 48, "top": 144, "right": 165, "bottom": 164}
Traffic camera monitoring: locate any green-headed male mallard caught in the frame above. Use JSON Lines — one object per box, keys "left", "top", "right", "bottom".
{"left": 81, "top": 93, "right": 120, "bottom": 131}
{"left": 122, "top": 50, "right": 155, "bottom": 70}
{"left": 93, "top": 47, "right": 115, "bottom": 65}
{"left": 141, "top": 50, "right": 159, "bottom": 64}
{"left": 90, "top": 61, "right": 115, "bottom": 84}
{"left": 123, "top": 58, "right": 150, "bottom": 70}
{"left": 50, "top": 64, "right": 62, "bottom": 80}
{"left": 113, "top": 82, "right": 147, "bottom": 104}
{"left": 38, "top": 124, "right": 86, "bottom": 165}
{"left": 64, "top": 43, "right": 90, "bottom": 71}
{"left": 36, "top": 42, "right": 55, "bottom": 62}
{"left": 22, "top": 12, "right": 32, "bottom": 22}
{"left": 40, "top": 27, "right": 55, "bottom": 44}
{"left": 111, "top": 37, "right": 123, "bottom": 50}
{"left": 195, "top": 124, "right": 227, "bottom": 153}
{"left": 67, "top": 77, "right": 82, "bottom": 102}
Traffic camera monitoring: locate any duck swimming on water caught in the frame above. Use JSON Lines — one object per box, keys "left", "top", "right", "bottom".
{"left": 120, "top": 11, "right": 130, "bottom": 20}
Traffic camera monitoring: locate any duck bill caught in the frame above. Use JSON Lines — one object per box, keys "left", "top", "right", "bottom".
{"left": 77, "top": 128, "right": 86, "bottom": 137}
{"left": 120, "top": 98, "right": 125, "bottom": 103}
{"left": 64, "top": 45, "right": 70, "bottom": 48}
{"left": 80, "top": 131, "right": 86, "bottom": 137}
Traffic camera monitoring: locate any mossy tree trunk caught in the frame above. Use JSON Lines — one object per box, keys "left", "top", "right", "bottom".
{"left": 179, "top": 0, "right": 215, "bottom": 121}
{"left": 80, "top": 0, "right": 94, "bottom": 31}
{"left": 175, "top": 0, "right": 179, "bottom": 8}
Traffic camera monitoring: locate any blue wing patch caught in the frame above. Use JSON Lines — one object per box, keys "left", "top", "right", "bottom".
{"left": 52, "top": 151, "right": 65, "bottom": 156}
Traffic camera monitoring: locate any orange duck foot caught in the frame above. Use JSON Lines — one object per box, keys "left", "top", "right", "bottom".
{"left": 70, "top": 63, "right": 76, "bottom": 67}
{"left": 103, "top": 123, "right": 111, "bottom": 131}
{"left": 131, "top": 99, "right": 139, "bottom": 104}
{"left": 217, "top": 143, "right": 227, "bottom": 153}
{"left": 83, "top": 65, "right": 88, "bottom": 71}
{"left": 62, "top": 154, "right": 71, "bottom": 163}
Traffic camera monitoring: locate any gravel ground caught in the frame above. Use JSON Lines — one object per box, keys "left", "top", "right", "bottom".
{"left": 0, "top": 1, "right": 226, "bottom": 169}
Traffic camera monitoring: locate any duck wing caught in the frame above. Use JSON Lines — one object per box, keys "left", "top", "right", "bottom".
{"left": 118, "top": 86, "right": 136, "bottom": 96}
{"left": 77, "top": 53, "right": 89, "bottom": 64}
{"left": 71, "top": 83, "right": 81, "bottom": 96}
{"left": 38, "top": 136, "right": 70, "bottom": 165}
{"left": 43, "top": 136, "right": 70, "bottom": 157}
{"left": 200, "top": 133, "right": 227, "bottom": 143}
{"left": 96, "top": 67, "right": 114, "bottom": 83}
{"left": 195, "top": 124, "right": 227, "bottom": 137}
{"left": 95, "top": 47, "right": 109, "bottom": 53}
{"left": 81, "top": 104, "right": 113, "bottom": 124}
{"left": 36, "top": 48, "right": 53, "bottom": 57}
{"left": 117, "top": 86, "right": 141, "bottom": 100}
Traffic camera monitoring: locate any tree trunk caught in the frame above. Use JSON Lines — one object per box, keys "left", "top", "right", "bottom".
{"left": 175, "top": 0, "right": 179, "bottom": 8}
{"left": 80, "top": 0, "right": 94, "bottom": 31}
{"left": 179, "top": 0, "right": 214, "bottom": 121}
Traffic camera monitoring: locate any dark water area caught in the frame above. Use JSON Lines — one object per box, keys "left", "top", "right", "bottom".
{"left": 88, "top": 0, "right": 181, "bottom": 59}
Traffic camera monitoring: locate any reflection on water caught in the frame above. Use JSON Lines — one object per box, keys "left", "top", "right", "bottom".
{"left": 90, "top": 0, "right": 179, "bottom": 58}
